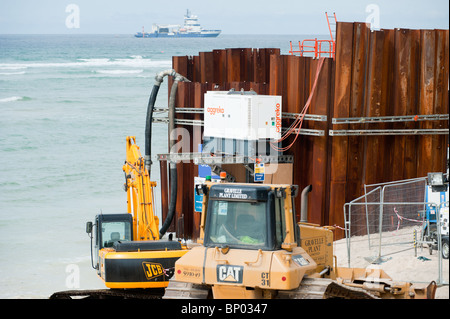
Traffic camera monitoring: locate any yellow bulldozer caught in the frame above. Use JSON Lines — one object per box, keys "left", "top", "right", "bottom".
{"left": 164, "top": 181, "right": 437, "bottom": 299}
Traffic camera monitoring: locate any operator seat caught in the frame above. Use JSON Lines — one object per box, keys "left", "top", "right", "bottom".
{"left": 105, "top": 232, "right": 121, "bottom": 247}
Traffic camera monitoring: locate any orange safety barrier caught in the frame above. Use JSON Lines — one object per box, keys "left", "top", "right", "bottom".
{"left": 289, "top": 39, "right": 335, "bottom": 59}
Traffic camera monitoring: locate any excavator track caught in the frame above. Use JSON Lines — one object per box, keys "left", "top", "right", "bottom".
{"left": 277, "top": 277, "right": 378, "bottom": 299}
{"left": 163, "top": 280, "right": 211, "bottom": 299}
{"left": 49, "top": 288, "right": 164, "bottom": 299}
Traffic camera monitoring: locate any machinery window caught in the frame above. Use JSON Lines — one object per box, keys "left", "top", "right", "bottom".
{"left": 101, "top": 221, "right": 132, "bottom": 248}
{"left": 205, "top": 200, "right": 268, "bottom": 249}
{"left": 274, "top": 197, "right": 286, "bottom": 248}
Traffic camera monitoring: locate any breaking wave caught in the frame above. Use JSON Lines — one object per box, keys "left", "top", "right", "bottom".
{"left": 0, "top": 56, "right": 171, "bottom": 70}
{"left": 0, "top": 96, "right": 31, "bottom": 103}
{"left": 95, "top": 69, "right": 144, "bottom": 75}
{"left": 0, "top": 66, "right": 27, "bottom": 70}
{"left": 0, "top": 71, "right": 26, "bottom": 76}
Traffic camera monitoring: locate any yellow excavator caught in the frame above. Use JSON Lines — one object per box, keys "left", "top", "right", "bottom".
{"left": 50, "top": 138, "right": 188, "bottom": 299}
{"left": 84, "top": 136, "right": 187, "bottom": 291}
{"left": 164, "top": 181, "right": 437, "bottom": 299}
{"left": 51, "top": 136, "right": 188, "bottom": 299}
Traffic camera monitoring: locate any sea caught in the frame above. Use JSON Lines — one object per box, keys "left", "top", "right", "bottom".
{"left": 0, "top": 34, "right": 321, "bottom": 298}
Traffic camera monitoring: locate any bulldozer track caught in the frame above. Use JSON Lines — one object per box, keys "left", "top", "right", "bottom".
{"left": 278, "top": 277, "right": 378, "bottom": 299}
{"left": 162, "top": 277, "right": 378, "bottom": 299}
{"left": 163, "top": 280, "right": 211, "bottom": 299}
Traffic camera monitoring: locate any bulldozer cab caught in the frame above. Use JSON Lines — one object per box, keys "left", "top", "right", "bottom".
{"left": 202, "top": 183, "right": 300, "bottom": 251}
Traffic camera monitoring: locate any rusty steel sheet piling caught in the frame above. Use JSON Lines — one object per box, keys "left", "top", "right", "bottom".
{"left": 159, "top": 25, "right": 448, "bottom": 240}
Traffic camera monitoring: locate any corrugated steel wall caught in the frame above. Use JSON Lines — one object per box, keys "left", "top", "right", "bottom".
{"left": 161, "top": 22, "right": 448, "bottom": 240}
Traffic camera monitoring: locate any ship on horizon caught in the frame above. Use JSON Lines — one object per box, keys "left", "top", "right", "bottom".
{"left": 135, "top": 10, "right": 221, "bottom": 38}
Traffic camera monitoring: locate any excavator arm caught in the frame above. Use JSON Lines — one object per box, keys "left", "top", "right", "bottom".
{"left": 123, "top": 136, "right": 160, "bottom": 241}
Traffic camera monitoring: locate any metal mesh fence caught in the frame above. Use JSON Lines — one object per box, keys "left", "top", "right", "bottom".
{"left": 343, "top": 177, "right": 447, "bottom": 285}
{"left": 370, "top": 179, "right": 426, "bottom": 249}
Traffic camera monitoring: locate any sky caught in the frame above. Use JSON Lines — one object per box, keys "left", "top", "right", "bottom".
{"left": 0, "top": 0, "right": 448, "bottom": 34}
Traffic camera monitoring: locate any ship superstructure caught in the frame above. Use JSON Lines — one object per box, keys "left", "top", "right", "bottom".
{"left": 135, "top": 10, "right": 221, "bottom": 38}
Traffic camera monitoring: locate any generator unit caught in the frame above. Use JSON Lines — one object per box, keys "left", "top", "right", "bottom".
{"left": 202, "top": 90, "right": 282, "bottom": 157}
{"left": 424, "top": 171, "right": 449, "bottom": 259}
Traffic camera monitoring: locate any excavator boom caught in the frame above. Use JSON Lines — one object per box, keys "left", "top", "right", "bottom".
{"left": 123, "top": 136, "right": 160, "bottom": 241}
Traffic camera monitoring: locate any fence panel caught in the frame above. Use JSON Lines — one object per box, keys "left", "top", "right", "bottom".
{"left": 343, "top": 177, "right": 447, "bottom": 285}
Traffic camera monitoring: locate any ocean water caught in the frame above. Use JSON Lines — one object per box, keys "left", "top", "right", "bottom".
{"left": 0, "top": 34, "right": 318, "bottom": 298}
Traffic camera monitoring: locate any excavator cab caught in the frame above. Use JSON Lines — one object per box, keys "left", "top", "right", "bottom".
{"left": 86, "top": 214, "right": 133, "bottom": 272}
{"left": 86, "top": 212, "right": 186, "bottom": 289}
{"left": 97, "top": 214, "right": 133, "bottom": 249}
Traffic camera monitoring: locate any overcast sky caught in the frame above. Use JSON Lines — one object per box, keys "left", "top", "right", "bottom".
{"left": 0, "top": 0, "right": 448, "bottom": 34}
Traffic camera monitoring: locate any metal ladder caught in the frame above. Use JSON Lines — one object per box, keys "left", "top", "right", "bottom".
{"left": 325, "top": 12, "right": 337, "bottom": 43}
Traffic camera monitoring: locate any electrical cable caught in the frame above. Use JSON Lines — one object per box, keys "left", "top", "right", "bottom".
{"left": 270, "top": 57, "right": 326, "bottom": 152}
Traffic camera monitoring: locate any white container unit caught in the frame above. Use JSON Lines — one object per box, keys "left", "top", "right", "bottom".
{"left": 203, "top": 91, "right": 282, "bottom": 141}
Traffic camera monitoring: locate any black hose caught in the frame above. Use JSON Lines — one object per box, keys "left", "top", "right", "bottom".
{"left": 159, "top": 78, "right": 181, "bottom": 238}
{"left": 144, "top": 84, "right": 160, "bottom": 173}
{"left": 160, "top": 165, "right": 177, "bottom": 237}
{"left": 143, "top": 69, "right": 189, "bottom": 238}
{"left": 144, "top": 69, "right": 177, "bottom": 173}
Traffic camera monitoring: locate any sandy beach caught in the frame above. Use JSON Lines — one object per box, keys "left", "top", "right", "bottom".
{"left": 332, "top": 227, "right": 449, "bottom": 299}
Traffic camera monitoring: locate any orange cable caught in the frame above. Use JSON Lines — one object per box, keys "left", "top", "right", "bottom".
{"left": 270, "top": 57, "right": 325, "bottom": 152}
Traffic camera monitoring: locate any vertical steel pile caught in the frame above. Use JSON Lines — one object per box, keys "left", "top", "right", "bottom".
{"left": 329, "top": 23, "right": 448, "bottom": 238}
{"left": 160, "top": 23, "right": 448, "bottom": 240}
